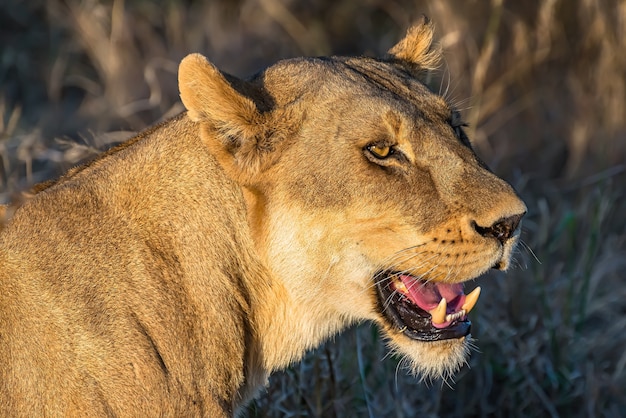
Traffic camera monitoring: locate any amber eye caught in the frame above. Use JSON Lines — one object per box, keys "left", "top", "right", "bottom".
{"left": 368, "top": 144, "right": 393, "bottom": 159}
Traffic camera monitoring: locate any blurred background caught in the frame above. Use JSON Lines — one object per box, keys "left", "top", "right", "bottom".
{"left": 1, "top": 0, "right": 625, "bottom": 416}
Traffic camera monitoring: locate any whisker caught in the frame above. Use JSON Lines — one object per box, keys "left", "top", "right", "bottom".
{"left": 438, "top": 60, "right": 449, "bottom": 96}
{"left": 443, "top": 67, "right": 452, "bottom": 101}
{"left": 370, "top": 246, "right": 432, "bottom": 284}
{"left": 519, "top": 239, "right": 541, "bottom": 264}
{"left": 372, "top": 252, "right": 440, "bottom": 291}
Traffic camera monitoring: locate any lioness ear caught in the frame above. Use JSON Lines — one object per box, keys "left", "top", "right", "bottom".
{"left": 178, "top": 53, "right": 273, "bottom": 184}
{"left": 387, "top": 16, "right": 441, "bottom": 70}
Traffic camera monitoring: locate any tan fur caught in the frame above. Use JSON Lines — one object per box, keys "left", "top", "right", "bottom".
{"left": 0, "top": 20, "right": 525, "bottom": 417}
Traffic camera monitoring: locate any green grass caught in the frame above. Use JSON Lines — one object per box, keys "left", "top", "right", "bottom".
{"left": 1, "top": 0, "right": 625, "bottom": 416}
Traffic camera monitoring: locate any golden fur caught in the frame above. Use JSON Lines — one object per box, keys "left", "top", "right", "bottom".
{"left": 0, "top": 18, "right": 525, "bottom": 416}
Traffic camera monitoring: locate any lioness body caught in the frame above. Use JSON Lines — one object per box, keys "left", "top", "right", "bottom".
{"left": 0, "top": 115, "right": 262, "bottom": 415}
{"left": 0, "top": 20, "right": 525, "bottom": 416}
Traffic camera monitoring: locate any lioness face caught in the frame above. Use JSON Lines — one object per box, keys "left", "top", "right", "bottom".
{"left": 257, "top": 62, "right": 526, "bottom": 378}
{"left": 179, "top": 19, "right": 526, "bottom": 379}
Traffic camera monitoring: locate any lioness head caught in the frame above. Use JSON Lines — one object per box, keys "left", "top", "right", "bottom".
{"left": 179, "top": 18, "right": 526, "bottom": 379}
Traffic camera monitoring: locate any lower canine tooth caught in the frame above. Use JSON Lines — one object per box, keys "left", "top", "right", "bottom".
{"left": 430, "top": 298, "right": 447, "bottom": 324}
{"left": 394, "top": 280, "right": 408, "bottom": 294}
{"left": 461, "top": 286, "right": 481, "bottom": 314}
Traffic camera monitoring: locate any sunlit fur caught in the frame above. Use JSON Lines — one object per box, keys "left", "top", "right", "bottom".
{"left": 0, "top": 19, "right": 525, "bottom": 417}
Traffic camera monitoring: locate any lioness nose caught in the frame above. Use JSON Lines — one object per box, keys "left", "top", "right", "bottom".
{"left": 473, "top": 213, "right": 524, "bottom": 244}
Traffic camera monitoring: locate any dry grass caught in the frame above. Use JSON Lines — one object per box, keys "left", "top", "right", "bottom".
{"left": 1, "top": 0, "right": 625, "bottom": 416}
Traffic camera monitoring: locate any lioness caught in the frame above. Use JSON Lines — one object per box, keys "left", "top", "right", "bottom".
{"left": 0, "top": 18, "right": 526, "bottom": 417}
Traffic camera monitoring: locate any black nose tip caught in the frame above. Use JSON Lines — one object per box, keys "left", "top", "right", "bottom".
{"left": 474, "top": 213, "right": 525, "bottom": 244}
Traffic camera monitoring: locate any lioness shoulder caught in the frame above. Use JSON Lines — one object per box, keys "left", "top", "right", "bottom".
{"left": 0, "top": 18, "right": 525, "bottom": 417}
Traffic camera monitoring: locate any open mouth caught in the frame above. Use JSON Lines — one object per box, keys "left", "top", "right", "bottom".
{"left": 375, "top": 272, "right": 481, "bottom": 341}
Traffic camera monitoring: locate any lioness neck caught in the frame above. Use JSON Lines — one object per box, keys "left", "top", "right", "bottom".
{"left": 240, "top": 187, "right": 348, "bottom": 400}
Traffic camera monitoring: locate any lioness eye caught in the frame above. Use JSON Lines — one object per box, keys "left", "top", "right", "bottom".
{"left": 368, "top": 144, "right": 393, "bottom": 159}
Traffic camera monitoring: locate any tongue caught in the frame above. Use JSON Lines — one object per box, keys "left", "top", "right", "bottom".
{"left": 399, "top": 275, "right": 465, "bottom": 312}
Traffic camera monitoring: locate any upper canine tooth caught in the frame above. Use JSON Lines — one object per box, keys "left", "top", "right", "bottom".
{"left": 461, "top": 286, "right": 481, "bottom": 314}
{"left": 430, "top": 298, "right": 447, "bottom": 324}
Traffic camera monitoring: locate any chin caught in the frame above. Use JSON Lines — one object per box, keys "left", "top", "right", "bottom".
{"left": 384, "top": 328, "right": 472, "bottom": 380}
